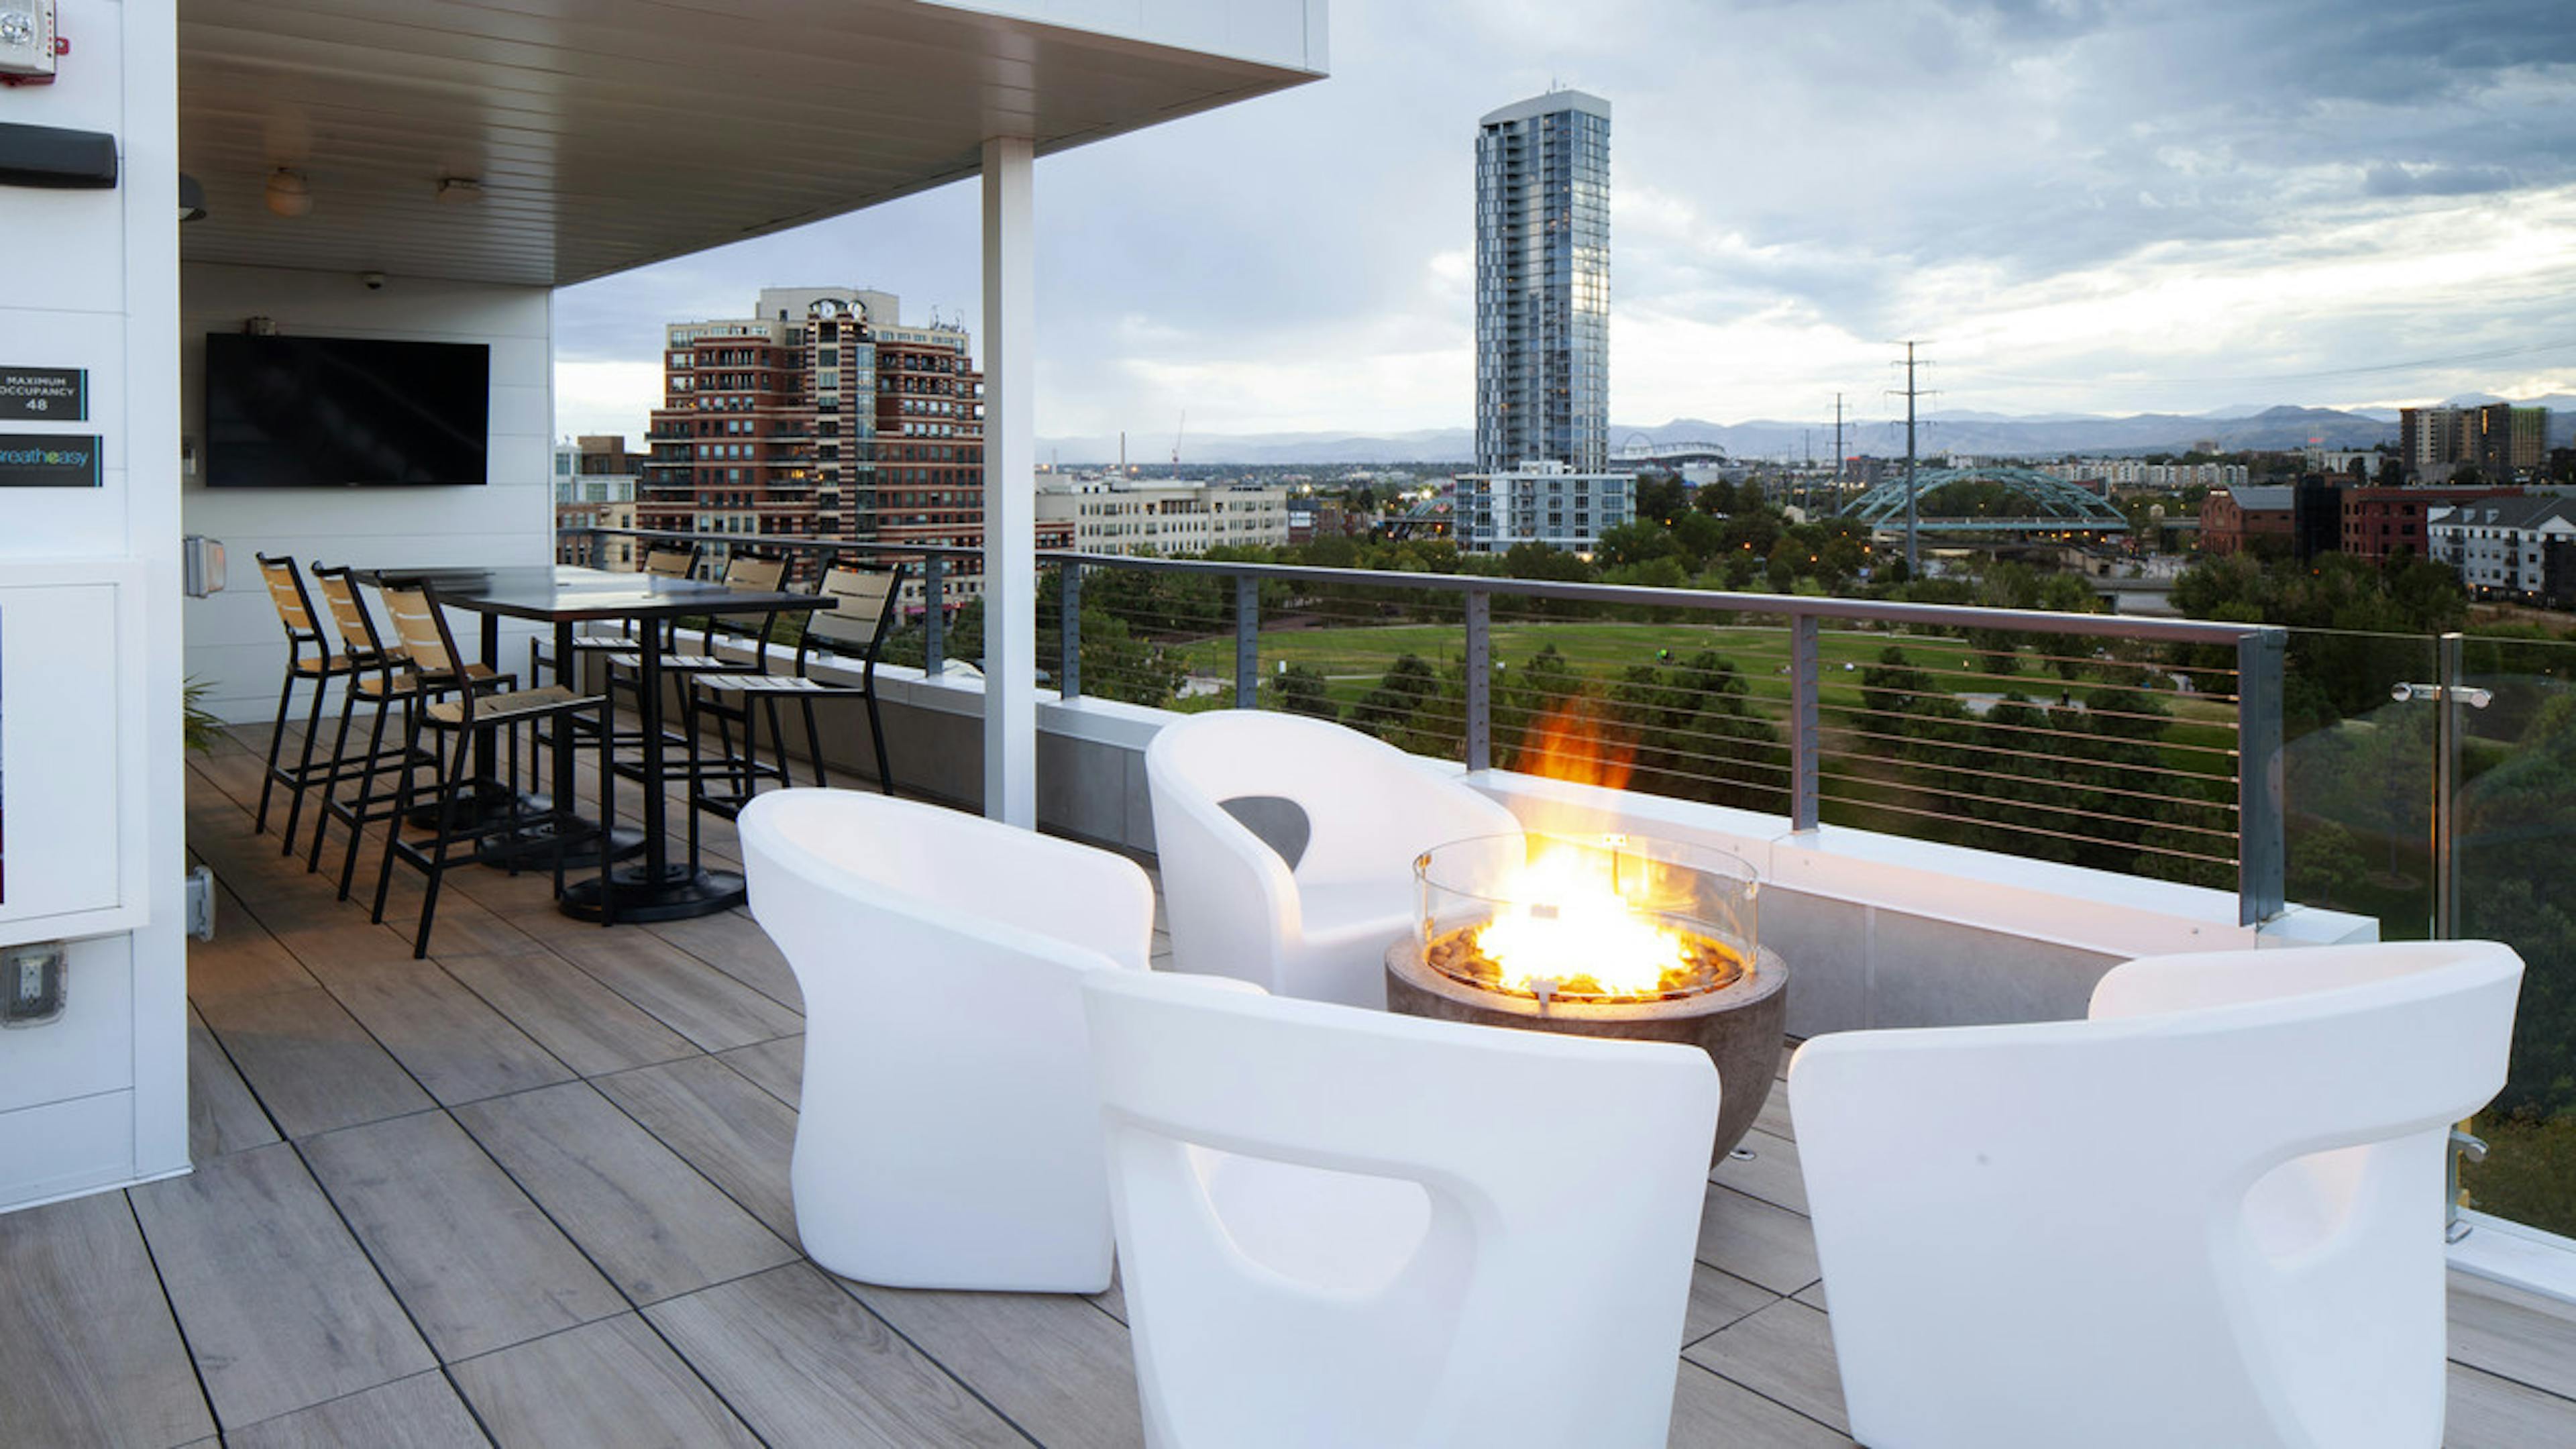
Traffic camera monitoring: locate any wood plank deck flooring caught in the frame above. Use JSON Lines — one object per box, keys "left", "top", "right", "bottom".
{"left": 0, "top": 721, "right": 2569, "bottom": 1446}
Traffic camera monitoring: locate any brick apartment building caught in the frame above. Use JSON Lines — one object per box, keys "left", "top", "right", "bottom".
{"left": 639, "top": 287, "right": 1068, "bottom": 611}
{"left": 2338, "top": 484, "right": 2524, "bottom": 564}
{"left": 2197, "top": 484, "right": 2295, "bottom": 556}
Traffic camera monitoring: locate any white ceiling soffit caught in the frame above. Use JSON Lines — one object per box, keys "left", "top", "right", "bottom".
{"left": 177, "top": 0, "right": 1327, "bottom": 287}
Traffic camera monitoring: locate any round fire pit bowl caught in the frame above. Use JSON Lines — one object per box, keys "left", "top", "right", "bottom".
{"left": 1384, "top": 833, "right": 1786, "bottom": 1164}
{"left": 1385, "top": 937, "right": 1786, "bottom": 1164}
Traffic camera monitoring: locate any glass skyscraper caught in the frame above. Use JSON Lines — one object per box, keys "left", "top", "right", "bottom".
{"left": 1475, "top": 89, "right": 1611, "bottom": 474}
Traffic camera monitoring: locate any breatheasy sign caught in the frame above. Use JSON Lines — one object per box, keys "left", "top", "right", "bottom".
{"left": 0, "top": 368, "right": 87, "bottom": 422}
{"left": 0, "top": 434, "right": 103, "bottom": 488}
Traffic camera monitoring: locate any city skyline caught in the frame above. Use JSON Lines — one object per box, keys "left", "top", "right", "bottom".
{"left": 551, "top": 1, "right": 2576, "bottom": 446}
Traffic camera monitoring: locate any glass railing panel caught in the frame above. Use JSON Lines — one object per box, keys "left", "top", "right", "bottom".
{"left": 2455, "top": 631, "right": 2576, "bottom": 1238}
{"left": 2277, "top": 629, "right": 2439, "bottom": 938}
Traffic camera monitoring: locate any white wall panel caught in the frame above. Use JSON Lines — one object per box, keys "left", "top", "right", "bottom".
{"left": 179, "top": 262, "right": 555, "bottom": 720}
{"left": 0, "top": 0, "right": 186, "bottom": 1213}
{"left": 0, "top": 937, "right": 133, "bottom": 1116}
{"left": 0, "top": 1091, "right": 140, "bottom": 1210}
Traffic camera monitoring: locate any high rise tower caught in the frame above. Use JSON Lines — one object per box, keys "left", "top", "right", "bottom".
{"left": 1475, "top": 89, "right": 1611, "bottom": 474}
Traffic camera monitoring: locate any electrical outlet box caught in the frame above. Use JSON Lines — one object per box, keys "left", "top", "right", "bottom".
{"left": 2, "top": 942, "right": 67, "bottom": 1026}
{"left": 0, "top": 1, "right": 59, "bottom": 82}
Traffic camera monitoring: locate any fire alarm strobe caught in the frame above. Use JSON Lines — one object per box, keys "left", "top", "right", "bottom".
{"left": 1, "top": 0, "right": 66, "bottom": 84}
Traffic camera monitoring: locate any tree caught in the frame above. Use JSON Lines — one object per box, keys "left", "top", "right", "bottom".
{"left": 1268, "top": 663, "right": 1337, "bottom": 721}
{"left": 1633, "top": 473, "right": 1689, "bottom": 527}
{"left": 1607, "top": 649, "right": 1788, "bottom": 812}
{"left": 1350, "top": 653, "right": 1455, "bottom": 757}
{"left": 2286, "top": 819, "right": 2369, "bottom": 909}
{"left": 1596, "top": 521, "right": 1680, "bottom": 570}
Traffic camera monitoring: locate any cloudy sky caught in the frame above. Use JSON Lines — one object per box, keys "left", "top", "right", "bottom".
{"left": 552, "top": 0, "right": 2576, "bottom": 445}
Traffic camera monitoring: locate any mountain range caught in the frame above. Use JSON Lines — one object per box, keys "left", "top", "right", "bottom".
{"left": 1038, "top": 395, "right": 2576, "bottom": 468}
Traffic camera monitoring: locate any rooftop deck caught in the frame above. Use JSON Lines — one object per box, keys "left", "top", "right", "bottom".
{"left": 3, "top": 724, "right": 2571, "bottom": 1446}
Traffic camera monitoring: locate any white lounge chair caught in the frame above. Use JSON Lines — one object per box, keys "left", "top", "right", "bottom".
{"left": 739, "top": 788, "right": 1153, "bottom": 1292}
{"left": 1144, "top": 710, "right": 1521, "bottom": 1008}
{"left": 1081, "top": 968, "right": 1719, "bottom": 1449}
{"left": 1789, "top": 939, "right": 2524, "bottom": 1449}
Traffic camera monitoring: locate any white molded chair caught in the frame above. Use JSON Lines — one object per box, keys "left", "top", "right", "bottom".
{"left": 1081, "top": 968, "right": 1720, "bottom": 1449}
{"left": 1788, "top": 940, "right": 2524, "bottom": 1449}
{"left": 739, "top": 788, "right": 1154, "bottom": 1292}
{"left": 1144, "top": 710, "right": 1521, "bottom": 1008}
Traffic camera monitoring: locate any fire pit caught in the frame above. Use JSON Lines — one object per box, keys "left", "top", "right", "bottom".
{"left": 1384, "top": 832, "right": 1786, "bottom": 1163}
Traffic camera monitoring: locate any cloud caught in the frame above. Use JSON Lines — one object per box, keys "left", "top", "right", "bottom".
{"left": 551, "top": 0, "right": 2576, "bottom": 443}
{"left": 2363, "top": 162, "right": 2520, "bottom": 197}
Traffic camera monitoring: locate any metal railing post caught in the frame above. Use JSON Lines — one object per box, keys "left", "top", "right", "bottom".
{"left": 1059, "top": 562, "right": 1083, "bottom": 702}
{"left": 2434, "top": 631, "right": 2462, "bottom": 940}
{"left": 2236, "top": 627, "right": 2288, "bottom": 927}
{"left": 922, "top": 555, "right": 946, "bottom": 677}
{"left": 1464, "top": 590, "right": 1493, "bottom": 771}
{"left": 1234, "top": 576, "right": 1259, "bottom": 708}
{"left": 1789, "top": 614, "right": 1821, "bottom": 830}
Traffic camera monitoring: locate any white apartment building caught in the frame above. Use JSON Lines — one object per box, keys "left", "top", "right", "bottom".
{"left": 2037, "top": 459, "right": 2250, "bottom": 492}
{"left": 2428, "top": 495, "right": 2576, "bottom": 597}
{"left": 1038, "top": 478, "right": 1294, "bottom": 556}
{"left": 1456, "top": 459, "right": 1635, "bottom": 553}
{"left": 553, "top": 442, "right": 641, "bottom": 566}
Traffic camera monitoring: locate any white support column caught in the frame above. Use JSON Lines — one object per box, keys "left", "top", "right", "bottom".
{"left": 981, "top": 136, "right": 1037, "bottom": 827}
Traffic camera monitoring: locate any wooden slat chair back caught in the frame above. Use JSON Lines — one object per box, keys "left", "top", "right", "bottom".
{"left": 257, "top": 552, "right": 321, "bottom": 638}
{"left": 645, "top": 547, "right": 698, "bottom": 579}
{"left": 805, "top": 563, "right": 902, "bottom": 659}
{"left": 723, "top": 555, "right": 788, "bottom": 592}
{"left": 692, "top": 553, "right": 792, "bottom": 655}
{"left": 309, "top": 565, "right": 399, "bottom": 666}
{"left": 380, "top": 586, "right": 465, "bottom": 682}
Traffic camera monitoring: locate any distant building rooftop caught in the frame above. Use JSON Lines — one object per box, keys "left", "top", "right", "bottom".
{"left": 1479, "top": 88, "right": 1614, "bottom": 128}
{"left": 2225, "top": 486, "right": 2297, "bottom": 511}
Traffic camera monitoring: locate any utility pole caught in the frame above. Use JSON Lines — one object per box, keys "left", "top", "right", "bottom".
{"left": 1832, "top": 392, "right": 1845, "bottom": 495}
{"left": 1890, "top": 343, "right": 1930, "bottom": 578}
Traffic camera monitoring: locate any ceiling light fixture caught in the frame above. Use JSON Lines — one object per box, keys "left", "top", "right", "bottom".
{"left": 435, "top": 176, "right": 482, "bottom": 205}
{"left": 263, "top": 168, "right": 311, "bottom": 218}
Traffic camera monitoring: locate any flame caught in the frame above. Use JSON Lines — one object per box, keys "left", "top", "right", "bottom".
{"left": 1515, "top": 699, "right": 1632, "bottom": 794}
{"left": 1473, "top": 837, "right": 1692, "bottom": 998}
{"left": 1461, "top": 702, "right": 1728, "bottom": 1000}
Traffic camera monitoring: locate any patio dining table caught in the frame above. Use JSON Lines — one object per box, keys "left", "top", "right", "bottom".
{"left": 360, "top": 563, "right": 833, "bottom": 922}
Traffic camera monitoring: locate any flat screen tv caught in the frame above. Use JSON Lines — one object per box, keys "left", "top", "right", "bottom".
{"left": 203, "top": 333, "right": 490, "bottom": 487}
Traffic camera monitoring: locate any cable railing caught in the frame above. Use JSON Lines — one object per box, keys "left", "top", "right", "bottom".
{"left": 564, "top": 525, "right": 2284, "bottom": 926}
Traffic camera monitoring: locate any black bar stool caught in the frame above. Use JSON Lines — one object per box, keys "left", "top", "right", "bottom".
{"left": 251, "top": 553, "right": 356, "bottom": 854}
{"left": 688, "top": 558, "right": 908, "bottom": 813}
{"left": 371, "top": 582, "right": 619, "bottom": 957}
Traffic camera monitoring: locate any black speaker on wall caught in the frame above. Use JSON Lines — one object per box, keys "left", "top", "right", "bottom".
{"left": 0, "top": 121, "right": 118, "bottom": 189}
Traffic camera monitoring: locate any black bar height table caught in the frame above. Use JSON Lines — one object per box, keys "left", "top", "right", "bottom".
{"left": 362, "top": 564, "right": 833, "bottom": 923}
